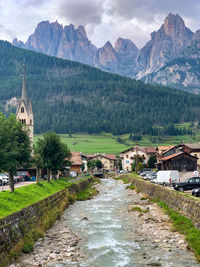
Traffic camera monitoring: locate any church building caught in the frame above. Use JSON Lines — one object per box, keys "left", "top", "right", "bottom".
{"left": 16, "top": 64, "right": 34, "bottom": 144}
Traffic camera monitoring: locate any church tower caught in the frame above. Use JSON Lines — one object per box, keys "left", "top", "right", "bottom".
{"left": 16, "top": 64, "right": 34, "bottom": 144}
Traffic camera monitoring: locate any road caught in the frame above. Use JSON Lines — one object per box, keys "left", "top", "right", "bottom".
{"left": 1, "top": 181, "right": 36, "bottom": 191}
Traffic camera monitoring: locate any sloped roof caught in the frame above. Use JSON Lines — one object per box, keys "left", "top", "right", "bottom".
{"left": 104, "top": 154, "right": 116, "bottom": 160}
{"left": 139, "top": 147, "right": 157, "bottom": 154}
{"left": 86, "top": 155, "right": 97, "bottom": 160}
{"left": 120, "top": 147, "right": 134, "bottom": 154}
{"left": 157, "top": 146, "right": 174, "bottom": 151}
{"left": 70, "top": 151, "right": 82, "bottom": 165}
{"left": 181, "top": 143, "right": 200, "bottom": 149}
{"left": 86, "top": 154, "right": 116, "bottom": 161}
{"left": 160, "top": 151, "right": 198, "bottom": 161}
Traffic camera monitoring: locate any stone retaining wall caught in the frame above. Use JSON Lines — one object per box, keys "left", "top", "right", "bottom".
{"left": 125, "top": 176, "right": 200, "bottom": 229}
{"left": 0, "top": 177, "right": 94, "bottom": 267}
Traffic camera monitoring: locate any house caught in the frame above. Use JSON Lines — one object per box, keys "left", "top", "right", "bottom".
{"left": 157, "top": 145, "right": 198, "bottom": 171}
{"left": 156, "top": 146, "right": 174, "bottom": 156}
{"left": 178, "top": 143, "right": 200, "bottom": 167}
{"left": 157, "top": 151, "right": 198, "bottom": 171}
{"left": 70, "top": 152, "right": 83, "bottom": 174}
{"left": 120, "top": 146, "right": 157, "bottom": 171}
{"left": 86, "top": 153, "right": 116, "bottom": 170}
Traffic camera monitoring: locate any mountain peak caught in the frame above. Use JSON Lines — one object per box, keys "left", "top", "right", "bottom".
{"left": 114, "top": 38, "right": 138, "bottom": 54}
{"left": 77, "top": 25, "right": 87, "bottom": 38}
{"left": 104, "top": 41, "right": 113, "bottom": 48}
{"left": 163, "top": 13, "right": 186, "bottom": 36}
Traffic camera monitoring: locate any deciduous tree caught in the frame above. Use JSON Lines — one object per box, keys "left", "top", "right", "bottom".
{"left": 34, "top": 131, "right": 71, "bottom": 182}
{"left": 0, "top": 113, "right": 31, "bottom": 192}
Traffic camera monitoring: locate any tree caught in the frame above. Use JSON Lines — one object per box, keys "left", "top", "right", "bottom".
{"left": 87, "top": 160, "right": 96, "bottom": 170}
{"left": 0, "top": 113, "right": 32, "bottom": 192}
{"left": 148, "top": 154, "right": 157, "bottom": 168}
{"left": 95, "top": 160, "right": 103, "bottom": 170}
{"left": 131, "top": 155, "right": 147, "bottom": 173}
{"left": 34, "top": 131, "right": 71, "bottom": 182}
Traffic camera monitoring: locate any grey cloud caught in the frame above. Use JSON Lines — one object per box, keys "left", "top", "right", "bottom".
{"left": 56, "top": 0, "right": 104, "bottom": 26}
{"left": 107, "top": 0, "right": 200, "bottom": 24}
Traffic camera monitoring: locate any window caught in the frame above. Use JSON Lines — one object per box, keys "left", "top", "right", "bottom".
{"left": 126, "top": 155, "right": 129, "bottom": 158}
{"left": 22, "top": 119, "right": 26, "bottom": 124}
{"left": 30, "top": 120, "right": 32, "bottom": 125}
{"left": 21, "top": 106, "right": 24, "bottom": 113}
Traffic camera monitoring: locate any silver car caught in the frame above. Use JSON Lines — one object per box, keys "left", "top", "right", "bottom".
{"left": 0, "top": 173, "right": 9, "bottom": 185}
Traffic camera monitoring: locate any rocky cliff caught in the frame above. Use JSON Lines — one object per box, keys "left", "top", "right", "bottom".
{"left": 143, "top": 28, "right": 200, "bottom": 94}
{"left": 12, "top": 14, "right": 200, "bottom": 93}
{"left": 13, "top": 21, "right": 97, "bottom": 66}
{"left": 136, "top": 13, "right": 194, "bottom": 78}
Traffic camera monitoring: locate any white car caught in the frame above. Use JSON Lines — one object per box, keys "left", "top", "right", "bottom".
{"left": 69, "top": 171, "right": 78, "bottom": 177}
{"left": 0, "top": 173, "right": 9, "bottom": 185}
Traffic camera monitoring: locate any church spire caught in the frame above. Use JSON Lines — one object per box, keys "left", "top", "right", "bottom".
{"left": 22, "top": 63, "right": 27, "bottom": 101}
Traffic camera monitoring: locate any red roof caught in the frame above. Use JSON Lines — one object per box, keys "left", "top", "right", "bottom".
{"left": 70, "top": 151, "right": 82, "bottom": 165}
{"left": 139, "top": 147, "right": 157, "bottom": 154}
{"left": 104, "top": 154, "right": 116, "bottom": 160}
{"left": 86, "top": 154, "right": 116, "bottom": 161}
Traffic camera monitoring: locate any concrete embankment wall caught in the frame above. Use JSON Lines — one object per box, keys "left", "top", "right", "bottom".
{"left": 0, "top": 177, "right": 94, "bottom": 267}
{"left": 125, "top": 176, "right": 200, "bottom": 229}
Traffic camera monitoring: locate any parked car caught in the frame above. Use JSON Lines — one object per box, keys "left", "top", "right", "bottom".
{"left": 69, "top": 171, "right": 78, "bottom": 177}
{"left": 153, "top": 170, "right": 179, "bottom": 185}
{"left": 173, "top": 177, "right": 200, "bottom": 192}
{"left": 145, "top": 172, "right": 157, "bottom": 180}
{"left": 192, "top": 188, "right": 200, "bottom": 197}
{"left": 120, "top": 170, "right": 128, "bottom": 173}
{"left": 140, "top": 171, "right": 151, "bottom": 178}
{"left": 14, "top": 175, "right": 24, "bottom": 183}
{"left": 0, "top": 173, "right": 9, "bottom": 185}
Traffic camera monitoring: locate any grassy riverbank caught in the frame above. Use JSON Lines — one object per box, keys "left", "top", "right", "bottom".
{"left": 157, "top": 201, "right": 200, "bottom": 261}
{"left": 0, "top": 177, "right": 89, "bottom": 219}
{"left": 118, "top": 174, "right": 200, "bottom": 262}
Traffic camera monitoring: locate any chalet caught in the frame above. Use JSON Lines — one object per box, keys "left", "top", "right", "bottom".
{"left": 178, "top": 143, "right": 200, "bottom": 167}
{"left": 158, "top": 152, "right": 198, "bottom": 171}
{"left": 157, "top": 145, "right": 198, "bottom": 171}
{"left": 120, "top": 146, "right": 157, "bottom": 171}
{"left": 70, "top": 152, "right": 83, "bottom": 174}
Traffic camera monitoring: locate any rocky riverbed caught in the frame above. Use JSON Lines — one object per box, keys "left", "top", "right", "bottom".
{"left": 10, "top": 179, "right": 200, "bottom": 267}
{"left": 9, "top": 218, "right": 83, "bottom": 267}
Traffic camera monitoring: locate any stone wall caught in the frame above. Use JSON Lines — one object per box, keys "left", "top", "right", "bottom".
{"left": 0, "top": 177, "right": 94, "bottom": 267}
{"left": 125, "top": 176, "right": 200, "bottom": 229}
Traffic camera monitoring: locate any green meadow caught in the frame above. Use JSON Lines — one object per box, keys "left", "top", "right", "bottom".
{"left": 34, "top": 123, "right": 200, "bottom": 155}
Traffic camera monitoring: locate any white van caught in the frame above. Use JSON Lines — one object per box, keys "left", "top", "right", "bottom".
{"left": 153, "top": 170, "right": 179, "bottom": 185}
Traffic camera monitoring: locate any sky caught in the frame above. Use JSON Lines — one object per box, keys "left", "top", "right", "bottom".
{"left": 0, "top": 0, "right": 200, "bottom": 48}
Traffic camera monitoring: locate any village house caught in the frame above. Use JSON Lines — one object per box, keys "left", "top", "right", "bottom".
{"left": 120, "top": 146, "right": 157, "bottom": 171}
{"left": 156, "top": 146, "right": 198, "bottom": 171}
{"left": 70, "top": 152, "right": 83, "bottom": 174}
{"left": 156, "top": 146, "right": 174, "bottom": 156}
{"left": 178, "top": 143, "right": 200, "bottom": 168}
{"left": 86, "top": 154, "right": 116, "bottom": 171}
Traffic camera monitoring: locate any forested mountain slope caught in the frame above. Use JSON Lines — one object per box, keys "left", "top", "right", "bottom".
{"left": 1, "top": 40, "right": 200, "bottom": 135}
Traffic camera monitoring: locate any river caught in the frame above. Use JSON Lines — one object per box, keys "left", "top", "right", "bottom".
{"left": 14, "top": 178, "right": 200, "bottom": 267}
